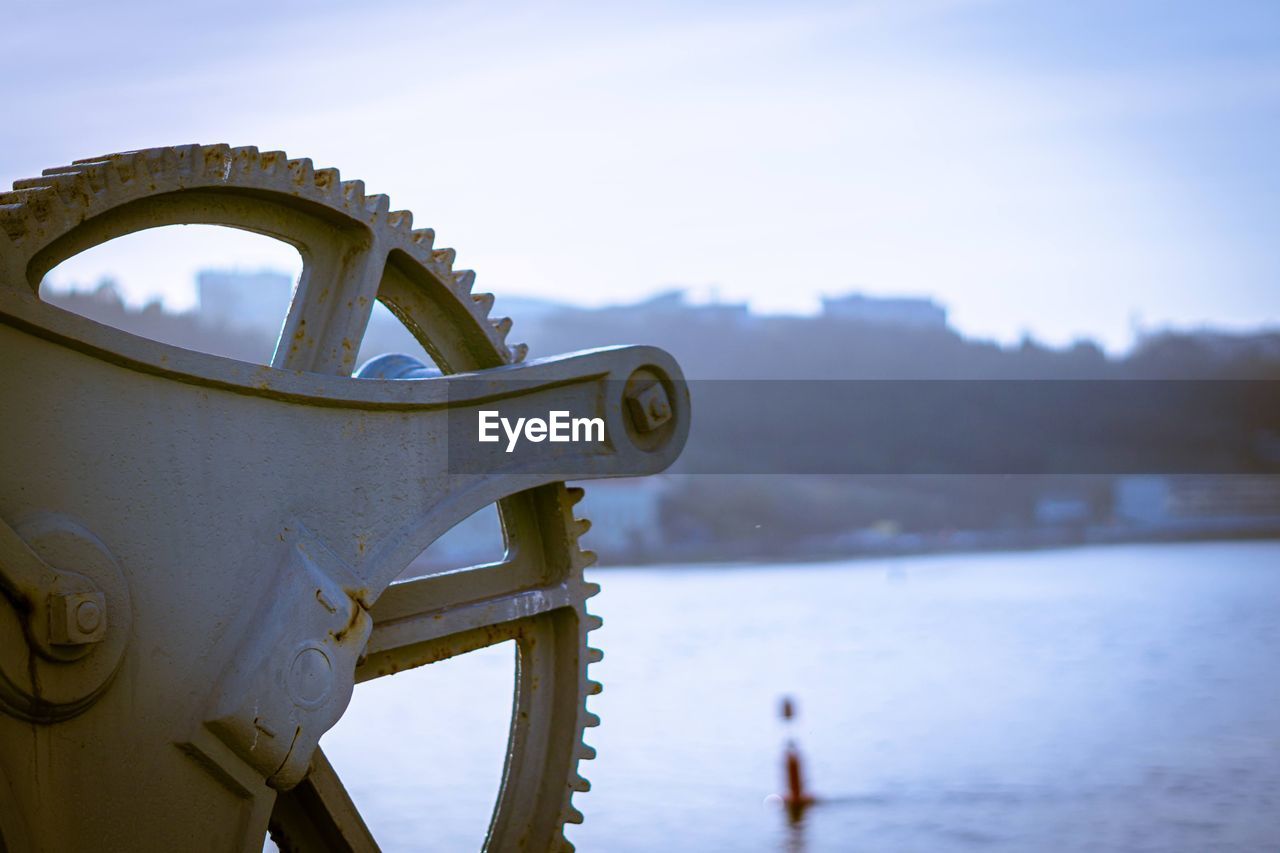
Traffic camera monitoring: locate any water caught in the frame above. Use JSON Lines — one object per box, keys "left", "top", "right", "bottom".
{"left": 321, "top": 541, "right": 1280, "bottom": 852}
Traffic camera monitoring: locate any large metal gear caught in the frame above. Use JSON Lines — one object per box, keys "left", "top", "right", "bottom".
{"left": 0, "top": 145, "right": 688, "bottom": 851}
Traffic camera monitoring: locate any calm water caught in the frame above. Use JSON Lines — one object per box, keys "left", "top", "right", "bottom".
{"left": 320, "top": 541, "right": 1280, "bottom": 852}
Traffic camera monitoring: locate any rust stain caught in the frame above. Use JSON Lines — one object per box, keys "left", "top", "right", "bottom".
{"left": 345, "top": 586, "right": 371, "bottom": 610}
{"left": 331, "top": 602, "right": 365, "bottom": 644}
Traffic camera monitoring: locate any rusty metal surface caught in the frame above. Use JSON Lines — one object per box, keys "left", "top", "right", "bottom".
{"left": 0, "top": 145, "right": 688, "bottom": 851}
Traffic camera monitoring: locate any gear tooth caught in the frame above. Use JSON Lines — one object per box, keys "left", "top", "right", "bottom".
{"left": 131, "top": 145, "right": 172, "bottom": 160}
{"left": 138, "top": 151, "right": 166, "bottom": 184}
{"left": 313, "top": 167, "right": 340, "bottom": 192}
{"left": 583, "top": 711, "right": 601, "bottom": 729}
{"left": 410, "top": 228, "right": 435, "bottom": 248}
{"left": 137, "top": 148, "right": 165, "bottom": 179}
{"left": 107, "top": 151, "right": 145, "bottom": 186}
{"left": 15, "top": 172, "right": 91, "bottom": 205}
{"left": 258, "top": 150, "right": 288, "bottom": 174}
{"left": 570, "top": 774, "right": 591, "bottom": 793}
{"left": 149, "top": 147, "right": 177, "bottom": 175}
{"left": 565, "top": 486, "right": 586, "bottom": 506}
{"left": 169, "top": 144, "right": 202, "bottom": 174}
{"left": 431, "top": 247, "right": 456, "bottom": 269}
{"left": 579, "top": 552, "right": 599, "bottom": 571}
{"left": 587, "top": 647, "right": 604, "bottom": 664}
{"left": 226, "top": 145, "right": 258, "bottom": 165}
{"left": 578, "top": 743, "right": 598, "bottom": 760}
{"left": 3, "top": 187, "right": 57, "bottom": 224}
{"left": 74, "top": 147, "right": 159, "bottom": 166}
{"left": 287, "top": 157, "right": 315, "bottom": 186}
{"left": 82, "top": 164, "right": 108, "bottom": 193}
{"left": 452, "top": 269, "right": 476, "bottom": 293}
{"left": 471, "top": 292, "right": 495, "bottom": 316}
{"left": 587, "top": 678, "right": 603, "bottom": 695}
{"left": 341, "top": 180, "right": 366, "bottom": 205}
{"left": 572, "top": 517, "right": 592, "bottom": 538}
{"left": 220, "top": 146, "right": 254, "bottom": 178}
{"left": 564, "top": 804, "right": 585, "bottom": 825}
{"left": 15, "top": 173, "right": 59, "bottom": 189}
{"left": 12, "top": 175, "right": 57, "bottom": 191}
{"left": 364, "top": 193, "right": 391, "bottom": 216}
{"left": 222, "top": 145, "right": 259, "bottom": 178}
{"left": 584, "top": 614, "right": 604, "bottom": 632}
{"left": 509, "top": 342, "right": 529, "bottom": 363}
{"left": 45, "top": 161, "right": 106, "bottom": 193}
{"left": 0, "top": 203, "right": 28, "bottom": 243}
{"left": 491, "top": 316, "right": 513, "bottom": 339}
{"left": 387, "top": 209, "right": 413, "bottom": 230}
{"left": 557, "top": 835, "right": 577, "bottom": 851}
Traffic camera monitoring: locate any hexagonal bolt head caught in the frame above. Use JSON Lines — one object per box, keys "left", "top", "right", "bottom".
{"left": 625, "top": 383, "right": 673, "bottom": 433}
{"left": 48, "top": 591, "right": 107, "bottom": 645}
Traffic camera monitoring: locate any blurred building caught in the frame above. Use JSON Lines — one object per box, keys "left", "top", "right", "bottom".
{"left": 626, "top": 290, "right": 752, "bottom": 327}
{"left": 197, "top": 269, "right": 294, "bottom": 333}
{"left": 1114, "top": 475, "right": 1280, "bottom": 531}
{"left": 405, "top": 504, "right": 507, "bottom": 576}
{"left": 573, "top": 478, "right": 666, "bottom": 560}
{"left": 821, "top": 293, "right": 948, "bottom": 330}
{"left": 399, "top": 479, "right": 668, "bottom": 574}
{"left": 1034, "top": 494, "right": 1091, "bottom": 526}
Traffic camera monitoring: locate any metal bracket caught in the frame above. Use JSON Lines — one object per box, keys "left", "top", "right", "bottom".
{"left": 200, "top": 522, "right": 372, "bottom": 791}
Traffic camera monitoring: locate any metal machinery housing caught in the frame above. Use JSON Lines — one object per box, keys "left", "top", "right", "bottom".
{"left": 0, "top": 145, "right": 689, "bottom": 851}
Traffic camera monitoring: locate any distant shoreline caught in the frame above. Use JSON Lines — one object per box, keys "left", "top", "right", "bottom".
{"left": 592, "top": 527, "right": 1280, "bottom": 569}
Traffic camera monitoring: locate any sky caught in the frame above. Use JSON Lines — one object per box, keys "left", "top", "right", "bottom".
{"left": 3, "top": 0, "right": 1278, "bottom": 352}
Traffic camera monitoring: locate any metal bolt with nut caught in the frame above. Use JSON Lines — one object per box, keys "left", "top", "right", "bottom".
{"left": 49, "top": 590, "right": 108, "bottom": 645}
{"left": 626, "top": 382, "right": 674, "bottom": 432}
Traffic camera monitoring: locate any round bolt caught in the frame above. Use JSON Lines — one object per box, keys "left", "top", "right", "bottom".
{"left": 75, "top": 599, "right": 102, "bottom": 634}
{"left": 288, "top": 646, "right": 334, "bottom": 707}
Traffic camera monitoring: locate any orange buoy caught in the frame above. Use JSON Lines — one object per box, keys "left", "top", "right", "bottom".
{"left": 778, "top": 696, "right": 816, "bottom": 822}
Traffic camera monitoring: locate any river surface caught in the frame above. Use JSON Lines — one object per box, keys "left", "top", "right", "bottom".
{"left": 317, "top": 541, "right": 1280, "bottom": 852}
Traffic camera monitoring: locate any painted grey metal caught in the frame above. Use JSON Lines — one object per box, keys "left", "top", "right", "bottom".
{"left": 0, "top": 145, "right": 689, "bottom": 852}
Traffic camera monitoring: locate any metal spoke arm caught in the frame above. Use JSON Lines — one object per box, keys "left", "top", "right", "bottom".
{"left": 341, "top": 343, "right": 688, "bottom": 597}
{"left": 268, "top": 747, "right": 380, "bottom": 853}
{"left": 273, "top": 231, "right": 387, "bottom": 377}
{"left": 356, "top": 576, "right": 574, "bottom": 682}
{"left": 0, "top": 282, "right": 685, "bottom": 600}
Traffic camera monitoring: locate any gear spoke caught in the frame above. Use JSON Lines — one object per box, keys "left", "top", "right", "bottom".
{"left": 273, "top": 235, "right": 388, "bottom": 376}
{"left": 268, "top": 747, "right": 380, "bottom": 853}
{"left": 357, "top": 569, "right": 574, "bottom": 681}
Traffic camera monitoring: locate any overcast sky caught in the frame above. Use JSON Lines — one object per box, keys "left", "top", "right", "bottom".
{"left": 4, "top": 0, "right": 1277, "bottom": 351}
